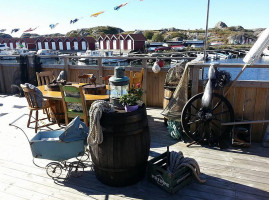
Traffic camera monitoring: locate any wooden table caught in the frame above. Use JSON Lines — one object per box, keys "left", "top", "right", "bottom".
{"left": 38, "top": 85, "right": 109, "bottom": 101}
{"left": 38, "top": 85, "right": 109, "bottom": 123}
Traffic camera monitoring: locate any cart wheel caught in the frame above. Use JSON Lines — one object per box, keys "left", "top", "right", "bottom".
{"left": 46, "top": 162, "right": 63, "bottom": 178}
{"left": 68, "top": 161, "right": 85, "bottom": 178}
{"left": 181, "top": 93, "right": 234, "bottom": 147}
{"left": 76, "top": 150, "right": 90, "bottom": 162}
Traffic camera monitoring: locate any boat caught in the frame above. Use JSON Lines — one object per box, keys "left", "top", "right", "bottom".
{"left": 77, "top": 50, "right": 127, "bottom": 64}
{"left": 37, "top": 49, "right": 60, "bottom": 56}
{"left": 77, "top": 50, "right": 101, "bottom": 63}
{"left": 0, "top": 44, "right": 16, "bottom": 60}
{"left": 14, "top": 48, "right": 36, "bottom": 56}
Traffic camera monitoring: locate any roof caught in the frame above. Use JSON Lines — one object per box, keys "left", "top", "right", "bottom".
{"left": 98, "top": 34, "right": 106, "bottom": 40}
{"left": 3, "top": 38, "right": 13, "bottom": 42}
{"left": 84, "top": 37, "right": 96, "bottom": 43}
{"left": 35, "top": 37, "right": 45, "bottom": 42}
{"left": 126, "top": 34, "right": 146, "bottom": 41}
{"left": 104, "top": 34, "right": 113, "bottom": 41}
{"left": 42, "top": 37, "right": 52, "bottom": 42}
{"left": 111, "top": 34, "right": 119, "bottom": 40}
{"left": 20, "top": 38, "right": 35, "bottom": 43}
{"left": 118, "top": 34, "right": 127, "bottom": 39}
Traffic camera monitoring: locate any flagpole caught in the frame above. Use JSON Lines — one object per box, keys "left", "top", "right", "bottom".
{"left": 204, "top": 0, "right": 210, "bottom": 62}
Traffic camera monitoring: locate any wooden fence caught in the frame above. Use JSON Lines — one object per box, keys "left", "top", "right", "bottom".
{"left": 1, "top": 56, "right": 269, "bottom": 141}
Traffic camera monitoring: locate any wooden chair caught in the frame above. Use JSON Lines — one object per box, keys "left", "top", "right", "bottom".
{"left": 101, "top": 75, "right": 112, "bottom": 94}
{"left": 36, "top": 71, "right": 55, "bottom": 114}
{"left": 78, "top": 74, "right": 96, "bottom": 85}
{"left": 60, "top": 85, "right": 89, "bottom": 126}
{"left": 20, "top": 84, "right": 57, "bottom": 133}
{"left": 129, "top": 68, "right": 144, "bottom": 89}
{"left": 36, "top": 71, "right": 55, "bottom": 86}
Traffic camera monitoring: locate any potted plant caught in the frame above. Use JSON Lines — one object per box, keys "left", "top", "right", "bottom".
{"left": 120, "top": 86, "right": 143, "bottom": 112}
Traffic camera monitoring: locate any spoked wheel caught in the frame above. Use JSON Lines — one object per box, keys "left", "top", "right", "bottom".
{"left": 181, "top": 93, "right": 234, "bottom": 147}
{"left": 46, "top": 162, "right": 63, "bottom": 178}
{"left": 76, "top": 150, "right": 90, "bottom": 162}
{"left": 67, "top": 161, "right": 86, "bottom": 178}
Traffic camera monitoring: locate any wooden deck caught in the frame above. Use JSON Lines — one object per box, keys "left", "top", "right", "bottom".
{"left": 1, "top": 94, "right": 269, "bottom": 200}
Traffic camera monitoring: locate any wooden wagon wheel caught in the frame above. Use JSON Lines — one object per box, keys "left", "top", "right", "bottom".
{"left": 181, "top": 93, "right": 234, "bottom": 147}
{"left": 46, "top": 162, "right": 63, "bottom": 178}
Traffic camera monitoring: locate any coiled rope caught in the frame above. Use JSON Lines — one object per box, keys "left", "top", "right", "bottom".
{"left": 87, "top": 100, "right": 114, "bottom": 146}
{"left": 168, "top": 151, "right": 206, "bottom": 184}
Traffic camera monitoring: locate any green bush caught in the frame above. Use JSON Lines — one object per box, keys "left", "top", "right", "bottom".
{"left": 144, "top": 31, "right": 154, "bottom": 40}
{"left": 152, "top": 33, "right": 164, "bottom": 42}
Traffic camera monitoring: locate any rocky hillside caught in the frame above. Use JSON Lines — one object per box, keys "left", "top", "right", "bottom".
{"left": 0, "top": 23, "right": 265, "bottom": 45}
{"left": 0, "top": 33, "right": 12, "bottom": 39}
{"left": 66, "top": 26, "right": 124, "bottom": 38}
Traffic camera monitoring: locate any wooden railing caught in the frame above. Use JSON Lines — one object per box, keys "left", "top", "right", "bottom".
{"left": 1, "top": 55, "right": 269, "bottom": 142}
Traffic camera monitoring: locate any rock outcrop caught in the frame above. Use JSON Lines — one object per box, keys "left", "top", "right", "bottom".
{"left": 0, "top": 33, "right": 12, "bottom": 39}
{"left": 227, "top": 33, "right": 256, "bottom": 45}
{"left": 66, "top": 26, "right": 124, "bottom": 38}
{"left": 20, "top": 33, "right": 40, "bottom": 38}
{"left": 133, "top": 30, "right": 143, "bottom": 34}
{"left": 215, "top": 21, "right": 228, "bottom": 29}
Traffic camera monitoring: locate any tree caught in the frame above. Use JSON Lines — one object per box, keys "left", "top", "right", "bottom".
{"left": 170, "top": 32, "right": 187, "bottom": 39}
{"left": 152, "top": 33, "right": 164, "bottom": 42}
{"left": 143, "top": 31, "right": 154, "bottom": 40}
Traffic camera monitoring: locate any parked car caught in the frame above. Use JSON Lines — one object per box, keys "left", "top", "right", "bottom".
{"left": 171, "top": 45, "right": 185, "bottom": 51}
{"left": 191, "top": 44, "right": 204, "bottom": 48}
{"left": 154, "top": 46, "right": 171, "bottom": 52}
{"left": 147, "top": 47, "right": 158, "bottom": 52}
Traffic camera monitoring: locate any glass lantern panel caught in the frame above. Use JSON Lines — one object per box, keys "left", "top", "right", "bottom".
{"left": 110, "top": 84, "right": 129, "bottom": 98}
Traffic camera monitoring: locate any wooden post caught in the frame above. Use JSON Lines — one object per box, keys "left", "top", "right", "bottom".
{"left": 190, "top": 65, "right": 200, "bottom": 133}
{"left": 97, "top": 57, "right": 103, "bottom": 84}
{"left": 191, "top": 66, "right": 200, "bottom": 97}
{"left": 0, "top": 64, "right": 6, "bottom": 93}
{"left": 27, "top": 55, "right": 34, "bottom": 66}
{"left": 142, "top": 58, "right": 147, "bottom": 105}
{"left": 64, "top": 57, "right": 70, "bottom": 81}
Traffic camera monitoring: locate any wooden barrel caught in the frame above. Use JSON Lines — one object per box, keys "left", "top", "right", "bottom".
{"left": 90, "top": 104, "right": 150, "bottom": 186}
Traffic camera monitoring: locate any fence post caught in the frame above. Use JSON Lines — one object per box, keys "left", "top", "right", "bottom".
{"left": 0, "top": 64, "right": 6, "bottom": 93}
{"left": 142, "top": 58, "right": 147, "bottom": 105}
{"left": 97, "top": 57, "right": 103, "bottom": 84}
{"left": 64, "top": 57, "right": 70, "bottom": 81}
{"left": 191, "top": 65, "right": 200, "bottom": 98}
{"left": 27, "top": 55, "right": 34, "bottom": 67}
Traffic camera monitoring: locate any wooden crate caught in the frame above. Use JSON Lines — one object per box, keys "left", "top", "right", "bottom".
{"left": 147, "top": 152, "right": 193, "bottom": 194}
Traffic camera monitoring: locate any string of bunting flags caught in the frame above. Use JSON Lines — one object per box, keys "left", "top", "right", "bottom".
{"left": 0, "top": 0, "right": 144, "bottom": 34}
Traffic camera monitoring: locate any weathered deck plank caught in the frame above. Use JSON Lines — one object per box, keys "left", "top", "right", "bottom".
{"left": 0, "top": 95, "right": 269, "bottom": 200}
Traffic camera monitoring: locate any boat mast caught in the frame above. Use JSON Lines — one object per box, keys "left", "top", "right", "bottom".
{"left": 204, "top": 0, "right": 210, "bottom": 62}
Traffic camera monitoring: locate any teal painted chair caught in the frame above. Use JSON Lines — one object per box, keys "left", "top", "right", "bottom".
{"left": 60, "top": 85, "right": 89, "bottom": 126}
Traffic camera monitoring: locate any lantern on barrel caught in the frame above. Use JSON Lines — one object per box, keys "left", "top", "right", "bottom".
{"left": 109, "top": 66, "right": 129, "bottom": 109}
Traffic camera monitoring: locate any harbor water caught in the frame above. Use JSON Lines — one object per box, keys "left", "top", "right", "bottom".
{"left": 205, "top": 57, "right": 269, "bottom": 81}
{"left": 1, "top": 56, "right": 269, "bottom": 81}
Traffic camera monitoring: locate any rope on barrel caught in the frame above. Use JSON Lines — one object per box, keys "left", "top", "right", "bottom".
{"left": 87, "top": 100, "right": 114, "bottom": 146}
{"left": 168, "top": 151, "right": 206, "bottom": 184}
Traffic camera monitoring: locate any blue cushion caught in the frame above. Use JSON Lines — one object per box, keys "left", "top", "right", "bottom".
{"left": 25, "top": 83, "right": 43, "bottom": 107}
{"left": 59, "top": 116, "right": 88, "bottom": 142}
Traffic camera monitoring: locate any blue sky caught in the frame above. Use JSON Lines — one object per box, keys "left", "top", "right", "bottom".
{"left": 1, "top": 0, "right": 268, "bottom": 37}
